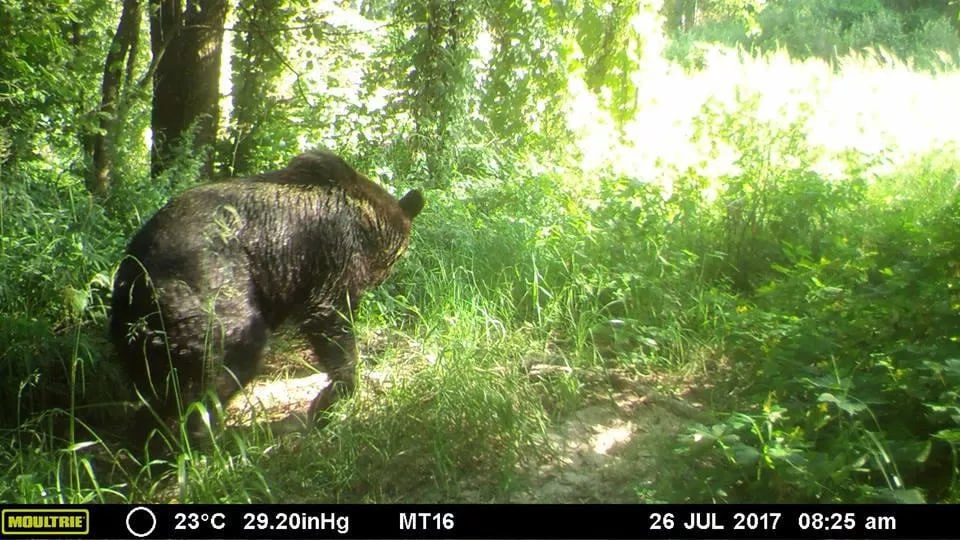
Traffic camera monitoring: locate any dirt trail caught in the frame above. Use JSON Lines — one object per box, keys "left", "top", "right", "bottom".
{"left": 224, "top": 352, "right": 707, "bottom": 503}
{"left": 515, "top": 391, "right": 686, "bottom": 502}
{"left": 513, "top": 367, "right": 709, "bottom": 502}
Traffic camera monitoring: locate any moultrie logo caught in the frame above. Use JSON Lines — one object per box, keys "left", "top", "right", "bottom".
{"left": 1, "top": 508, "right": 90, "bottom": 536}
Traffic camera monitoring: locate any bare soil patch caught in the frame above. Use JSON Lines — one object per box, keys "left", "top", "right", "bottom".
{"left": 224, "top": 343, "right": 707, "bottom": 503}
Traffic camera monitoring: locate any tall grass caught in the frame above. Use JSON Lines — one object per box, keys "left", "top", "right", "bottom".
{"left": 2, "top": 41, "right": 959, "bottom": 503}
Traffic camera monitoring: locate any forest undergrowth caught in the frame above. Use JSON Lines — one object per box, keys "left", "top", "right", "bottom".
{"left": 1, "top": 1, "right": 959, "bottom": 504}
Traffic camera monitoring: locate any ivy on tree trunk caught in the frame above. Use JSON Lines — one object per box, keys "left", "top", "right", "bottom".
{"left": 149, "top": 0, "right": 228, "bottom": 180}
{"left": 89, "top": 0, "right": 141, "bottom": 197}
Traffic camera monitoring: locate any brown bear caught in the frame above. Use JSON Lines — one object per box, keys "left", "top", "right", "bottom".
{"left": 110, "top": 149, "right": 424, "bottom": 448}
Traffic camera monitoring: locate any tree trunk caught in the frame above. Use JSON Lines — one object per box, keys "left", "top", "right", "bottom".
{"left": 662, "top": 0, "right": 698, "bottom": 32}
{"left": 149, "top": 0, "right": 228, "bottom": 180}
{"left": 224, "top": 0, "right": 288, "bottom": 177}
{"left": 408, "top": 0, "right": 475, "bottom": 188}
{"left": 88, "top": 0, "right": 141, "bottom": 196}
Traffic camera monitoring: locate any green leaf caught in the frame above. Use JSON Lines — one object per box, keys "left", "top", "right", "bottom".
{"left": 933, "top": 429, "right": 960, "bottom": 442}
{"left": 876, "top": 488, "right": 926, "bottom": 504}
{"left": 63, "top": 441, "right": 98, "bottom": 452}
{"left": 64, "top": 286, "right": 88, "bottom": 315}
{"left": 943, "top": 358, "right": 960, "bottom": 378}
{"left": 913, "top": 439, "right": 932, "bottom": 463}
{"left": 731, "top": 444, "right": 761, "bottom": 465}
{"left": 818, "top": 393, "right": 867, "bottom": 415}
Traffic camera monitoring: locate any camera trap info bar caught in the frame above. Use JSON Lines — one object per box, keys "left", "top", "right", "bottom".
{"left": 0, "top": 504, "right": 943, "bottom": 539}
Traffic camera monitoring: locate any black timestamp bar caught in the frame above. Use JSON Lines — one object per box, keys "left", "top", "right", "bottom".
{"left": 0, "top": 503, "right": 951, "bottom": 539}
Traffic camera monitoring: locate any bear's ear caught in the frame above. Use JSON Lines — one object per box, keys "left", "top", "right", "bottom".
{"left": 399, "top": 190, "right": 424, "bottom": 219}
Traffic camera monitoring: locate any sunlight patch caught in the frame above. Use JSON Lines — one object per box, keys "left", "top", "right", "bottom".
{"left": 226, "top": 373, "right": 330, "bottom": 425}
{"left": 564, "top": 42, "right": 960, "bottom": 189}
{"left": 591, "top": 423, "right": 635, "bottom": 455}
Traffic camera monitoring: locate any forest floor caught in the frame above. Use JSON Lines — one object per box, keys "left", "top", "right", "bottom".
{"left": 224, "top": 344, "right": 711, "bottom": 503}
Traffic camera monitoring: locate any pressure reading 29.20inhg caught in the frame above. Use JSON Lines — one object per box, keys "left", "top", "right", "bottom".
{"left": 243, "top": 512, "right": 350, "bottom": 533}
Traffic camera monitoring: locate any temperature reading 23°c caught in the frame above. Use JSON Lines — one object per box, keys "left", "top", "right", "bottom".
{"left": 174, "top": 512, "right": 226, "bottom": 531}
